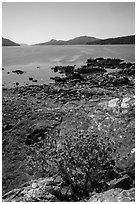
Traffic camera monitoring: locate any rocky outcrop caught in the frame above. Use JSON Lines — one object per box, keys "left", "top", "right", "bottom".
{"left": 12, "top": 70, "right": 25, "bottom": 74}
{"left": 2, "top": 57, "right": 135, "bottom": 201}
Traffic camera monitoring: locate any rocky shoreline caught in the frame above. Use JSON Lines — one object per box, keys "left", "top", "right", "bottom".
{"left": 2, "top": 57, "right": 135, "bottom": 201}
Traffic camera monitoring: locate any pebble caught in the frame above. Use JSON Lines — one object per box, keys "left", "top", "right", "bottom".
{"left": 36, "top": 109, "right": 43, "bottom": 112}
{"left": 131, "top": 148, "right": 135, "bottom": 154}
{"left": 32, "top": 183, "right": 38, "bottom": 189}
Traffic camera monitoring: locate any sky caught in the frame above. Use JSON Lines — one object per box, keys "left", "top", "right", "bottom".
{"left": 2, "top": 2, "right": 135, "bottom": 45}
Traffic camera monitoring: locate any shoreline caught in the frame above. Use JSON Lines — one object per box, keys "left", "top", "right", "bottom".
{"left": 2, "top": 45, "right": 135, "bottom": 88}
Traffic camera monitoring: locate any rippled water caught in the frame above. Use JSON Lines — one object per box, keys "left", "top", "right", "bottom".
{"left": 2, "top": 45, "right": 135, "bottom": 87}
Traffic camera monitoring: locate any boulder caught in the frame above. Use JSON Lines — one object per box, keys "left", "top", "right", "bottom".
{"left": 29, "top": 77, "right": 33, "bottom": 81}
{"left": 12, "top": 70, "right": 25, "bottom": 74}
{"left": 112, "top": 76, "right": 131, "bottom": 86}
{"left": 107, "top": 174, "right": 133, "bottom": 190}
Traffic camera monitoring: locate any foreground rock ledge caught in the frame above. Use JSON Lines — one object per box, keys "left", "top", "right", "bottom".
{"left": 2, "top": 177, "right": 135, "bottom": 202}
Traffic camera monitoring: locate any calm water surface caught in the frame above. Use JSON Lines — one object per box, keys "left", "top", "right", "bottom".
{"left": 2, "top": 45, "right": 135, "bottom": 87}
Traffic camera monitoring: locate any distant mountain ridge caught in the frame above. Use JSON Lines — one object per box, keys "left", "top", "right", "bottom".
{"left": 35, "top": 36, "right": 100, "bottom": 45}
{"left": 2, "top": 38, "right": 20, "bottom": 46}
{"left": 87, "top": 35, "right": 135, "bottom": 45}
{"left": 35, "top": 35, "right": 135, "bottom": 45}
{"left": 2, "top": 35, "right": 135, "bottom": 46}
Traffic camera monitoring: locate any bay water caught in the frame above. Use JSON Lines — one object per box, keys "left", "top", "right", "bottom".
{"left": 2, "top": 45, "right": 135, "bottom": 88}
